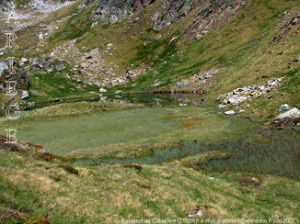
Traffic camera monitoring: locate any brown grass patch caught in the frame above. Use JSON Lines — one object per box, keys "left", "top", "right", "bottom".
{"left": 7, "top": 171, "right": 59, "bottom": 192}
{"left": 35, "top": 151, "right": 66, "bottom": 162}
{"left": 8, "top": 210, "right": 22, "bottom": 218}
{"left": 181, "top": 119, "right": 201, "bottom": 127}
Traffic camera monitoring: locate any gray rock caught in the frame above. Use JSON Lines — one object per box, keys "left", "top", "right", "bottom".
{"left": 176, "top": 80, "right": 189, "bottom": 87}
{"left": 106, "top": 43, "right": 113, "bottom": 50}
{"left": 38, "top": 33, "right": 44, "bottom": 40}
{"left": 21, "top": 90, "right": 29, "bottom": 99}
{"left": 153, "top": 0, "right": 197, "bottom": 30}
{"left": 0, "top": 61, "right": 8, "bottom": 71}
{"left": 153, "top": 79, "right": 162, "bottom": 87}
{"left": 279, "top": 104, "right": 290, "bottom": 113}
{"left": 0, "top": 47, "right": 6, "bottom": 56}
{"left": 30, "top": 58, "right": 65, "bottom": 73}
{"left": 227, "top": 95, "right": 248, "bottom": 105}
{"left": 218, "top": 104, "right": 227, "bottom": 109}
{"left": 224, "top": 110, "right": 236, "bottom": 116}
{"left": 20, "top": 58, "right": 29, "bottom": 66}
{"left": 219, "top": 78, "right": 283, "bottom": 108}
{"left": 55, "top": 61, "right": 65, "bottom": 71}
{"left": 275, "top": 108, "right": 300, "bottom": 120}
{"left": 92, "top": 0, "right": 153, "bottom": 24}
{"left": 99, "top": 88, "right": 107, "bottom": 93}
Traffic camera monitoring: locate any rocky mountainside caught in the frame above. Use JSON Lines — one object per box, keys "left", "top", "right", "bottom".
{"left": 84, "top": 0, "right": 155, "bottom": 24}
{"left": 0, "top": 0, "right": 299, "bottom": 122}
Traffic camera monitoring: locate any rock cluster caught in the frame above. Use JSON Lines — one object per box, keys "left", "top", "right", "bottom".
{"left": 184, "top": 0, "right": 245, "bottom": 41}
{"left": 0, "top": 68, "right": 29, "bottom": 97}
{"left": 272, "top": 14, "right": 300, "bottom": 42}
{"left": 31, "top": 0, "right": 74, "bottom": 14}
{"left": 29, "top": 58, "right": 66, "bottom": 73}
{"left": 219, "top": 78, "right": 283, "bottom": 107}
{"left": 50, "top": 41, "right": 112, "bottom": 85}
{"left": 49, "top": 40, "right": 145, "bottom": 87}
{"left": 152, "top": 0, "right": 197, "bottom": 30}
{"left": 82, "top": 0, "right": 155, "bottom": 24}
{"left": 196, "top": 69, "right": 218, "bottom": 84}
{"left": 172, "top": 69, "right": 218, "bottom": 92}
{"left": 101, "top": 68, "right": 144, "bottom": 87}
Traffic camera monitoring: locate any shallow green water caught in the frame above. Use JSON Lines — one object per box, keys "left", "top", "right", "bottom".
{"left": 0, "top": 104, "right": 254, "bottom": 155}
{"left": 1, "top": 102, "right": 299, "bottom": 179}
{"left": 2, "top": 108, "right": 181, "bottom": 154}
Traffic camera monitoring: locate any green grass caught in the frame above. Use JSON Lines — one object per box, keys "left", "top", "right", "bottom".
{"left": 0, "top": 147, "right": 299, "bottom": 223}
{"left": 112, "top": 0, "right": 300, "bottom": 121}
{"left": 28, "top": 71, "right": 98, "bottom": 103}
{"left": 50, "top": 5, "right": 94, "bottom": 42}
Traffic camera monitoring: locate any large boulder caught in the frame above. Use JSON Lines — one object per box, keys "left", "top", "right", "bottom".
{"left": 21, "top": 90, "right": 29, "bottom": 99}
{"left": 275, "top": 108, "right": 300, "bottom": 120}
{"left": 274, "top": 107, "right": 300, "bottom": 127}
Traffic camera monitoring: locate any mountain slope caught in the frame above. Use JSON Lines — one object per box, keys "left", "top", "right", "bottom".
{"left": 1, "top": 0, "right": 298, "bottom": 121}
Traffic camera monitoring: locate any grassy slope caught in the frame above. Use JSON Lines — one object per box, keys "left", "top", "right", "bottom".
{"left": 43, "top": 0, "right": 300, "bottom": 121}
{"left": 0, "top": 146, "right": 299, "bottom": 223}
{"left": 113, "top": 0, "right": 299, "bottom": 121}
{"left": 5, "top": 0, "right": 299, "bottom": 121}
{"left": 0, "top": 1, "right": 100, "bottom": 104}
{"left": 28, "top": 71, "right": 98, "bottom": 103}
